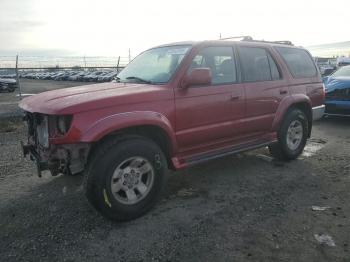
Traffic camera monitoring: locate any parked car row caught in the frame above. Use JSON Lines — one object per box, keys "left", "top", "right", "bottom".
{"left": 0, "top": 73, "right": 17, "bottom": 79}
{"left": 314, "top": 57, "right": 337, "bottom": 76}
{"left": 18, "top": 70, "right": 119, "bottom": 82}
{"left": 0, "top": 70, "right": 120, "bottom": 82}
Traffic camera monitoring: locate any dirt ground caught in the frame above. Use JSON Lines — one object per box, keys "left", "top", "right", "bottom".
{"left": 0, "top": 79, "right": 350, "bottom": 261}
{"left": 0, "top": 114, "right": 349, "bottom": 261}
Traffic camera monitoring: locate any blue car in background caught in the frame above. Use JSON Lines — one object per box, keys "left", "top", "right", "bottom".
{"left": 323, "top": 65, "right": 350, "bottom": 116}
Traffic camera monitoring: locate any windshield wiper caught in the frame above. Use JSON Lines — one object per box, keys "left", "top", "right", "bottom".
{"left": 125, "top": 76, "right": 153, "bottom": 84}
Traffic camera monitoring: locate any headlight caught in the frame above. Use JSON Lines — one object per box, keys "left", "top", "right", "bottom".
{"left": 57, "top": 115, "right": 72, "bottom": 134}
{"left": 36, "top": 116, "right": 49, "bottom": 148}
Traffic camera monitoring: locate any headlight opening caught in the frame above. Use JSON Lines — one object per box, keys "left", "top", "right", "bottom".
{"left": 36, "top": 115, "right": 49, "bottom": 148}
{"left": 57, "top": 115, "right": 73, "bottom": 135}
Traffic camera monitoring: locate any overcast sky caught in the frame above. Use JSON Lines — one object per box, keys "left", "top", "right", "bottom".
{"left": 1, "top": 0, "right": 350, "bottom": 57}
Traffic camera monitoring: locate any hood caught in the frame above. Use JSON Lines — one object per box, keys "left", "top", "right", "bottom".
{"left": 19, "top": 82, "right": 171, "bottom": 115}
{"left": 324, "top": 76, "right": 350, "bottom": 93}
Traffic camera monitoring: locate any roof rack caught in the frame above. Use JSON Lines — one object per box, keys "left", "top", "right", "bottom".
{"left": 256, "top": 40, "right": 294, "bottom": 46}
{"left": 219, "top": 35, "right": 253, "bottom": 41}
{"left": 219, "top": 36, "right": 293, "bottom": 46}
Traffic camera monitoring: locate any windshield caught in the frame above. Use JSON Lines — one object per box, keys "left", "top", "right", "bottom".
{"left": 117, "top": 45, "right": 190, "bottom": 84}
{"left": 332, "top": 66, "right": 350, "bottom": 77}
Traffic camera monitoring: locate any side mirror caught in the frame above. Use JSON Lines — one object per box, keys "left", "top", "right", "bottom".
{"left": 181, "top": 68, "right": 212, "bottom": 88}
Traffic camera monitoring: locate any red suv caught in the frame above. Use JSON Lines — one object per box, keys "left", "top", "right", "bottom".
{"left": 20, "top": 38, "right": 325, "bottom": 221}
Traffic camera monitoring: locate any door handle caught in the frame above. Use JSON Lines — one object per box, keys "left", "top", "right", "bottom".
{"left": 231, "top": 94, "right": 241, "bottom": 100}
{"left": 280, "top": 90, "right": 288, "bottom": 95}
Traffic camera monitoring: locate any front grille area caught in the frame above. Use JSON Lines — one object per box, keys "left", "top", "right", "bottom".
{"left": 25, "top": 112, "right": 37, "bottom": 146}
{"left": 24, "top": 112, "right": 45, "bottom": 147}
{"left": 25, "top": 112, "right": 35, "bottom": 135}
{"left": 325, "top": 104, "right": 350, "bottom": 115}
{"left": 326, "top": 88, "right": 350, "bottom": 101}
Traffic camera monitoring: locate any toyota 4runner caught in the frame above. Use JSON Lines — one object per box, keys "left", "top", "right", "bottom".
{"left": 20, "top": 38, "right": 325, "bottom": 221}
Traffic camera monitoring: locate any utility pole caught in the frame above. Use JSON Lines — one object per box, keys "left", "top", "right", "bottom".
{"left": 83, "top": 55, "right": 87, "bottom": 68}
{"left": 15, "top": 55, "right": 22, "bottom": 99}
{"left": 117, "top": 56, "right": 120, "bottom": 71}
{"left": 128, "top": 48, "right": 131, "bottom": 63}
{"left": 219, "top": 33, "right": 222, "bottom": 39}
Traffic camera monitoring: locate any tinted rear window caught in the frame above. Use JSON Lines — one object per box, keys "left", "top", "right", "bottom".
{"left": 238, "top": 47, "right": 281, "bottom": 82}
{"left": 275, "top": 47, "right": 317, "bottom": 78}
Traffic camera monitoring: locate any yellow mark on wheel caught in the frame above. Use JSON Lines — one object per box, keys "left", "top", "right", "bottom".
{"left": 103, "top": 189, "right": 112, "bottom": 208}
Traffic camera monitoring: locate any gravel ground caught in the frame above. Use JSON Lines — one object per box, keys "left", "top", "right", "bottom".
{"left": 0, "top": 117, "right": 349, "bottom": 262}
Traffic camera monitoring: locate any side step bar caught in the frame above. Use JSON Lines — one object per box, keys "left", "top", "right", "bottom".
{"left": 182, "top": 140, "right": 275, "bottom": 168}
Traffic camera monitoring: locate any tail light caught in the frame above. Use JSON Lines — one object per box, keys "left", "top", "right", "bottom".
{"left": 322, "top": 83, "right": 326, "bottom": 101}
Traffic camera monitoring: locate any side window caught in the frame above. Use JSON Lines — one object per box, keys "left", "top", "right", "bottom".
{"left": 238, "top": 47, "right": 274, "bottom": 82}
{"left": 275, "top": 47, "right": 317, "bottom": 78}
{"left": 268, "top": 53, "right": 281, "bottom": 80}
{"left": 189, "top": 46, "right": 237, "bottom": 85}
{"left": 191, "top": 55, "right": 205, "bottom": 68}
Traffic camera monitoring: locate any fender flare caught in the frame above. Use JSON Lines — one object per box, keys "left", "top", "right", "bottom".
{"left": 271, "top": 94, "right": 312, "bottom": 132}
{"left": 80, "top": 111, "right": 177, "bottom": 152}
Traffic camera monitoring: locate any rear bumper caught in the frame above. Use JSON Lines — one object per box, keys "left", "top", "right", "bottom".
{"left": 312, "top": 105, "right": 325, "bottom": 121}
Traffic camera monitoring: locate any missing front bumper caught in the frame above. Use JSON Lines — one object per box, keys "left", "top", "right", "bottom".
{"left": 21, "top": 142, "right": 49, "bottom": 177}
{"left": 21, "top": 141, "right": 90, "bottom": 177}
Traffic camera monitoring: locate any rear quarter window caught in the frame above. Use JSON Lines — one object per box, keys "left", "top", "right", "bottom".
{"left": 275, "top": 47, "right": 317, "bottom": 78}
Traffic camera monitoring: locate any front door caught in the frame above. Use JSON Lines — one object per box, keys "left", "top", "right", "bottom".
{"left": 175, "top": 46, "right": 245, "bottom": 152}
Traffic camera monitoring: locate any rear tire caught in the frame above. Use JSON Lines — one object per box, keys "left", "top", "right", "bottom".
{"left": 269, "top": 108, "right": 308, "bottom": 161}
{"left": 84, "top": 136, "right": 167, "bottom": 221}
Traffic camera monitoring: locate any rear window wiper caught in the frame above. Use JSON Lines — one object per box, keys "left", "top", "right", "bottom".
{"left": 125, "top": 76, "right": 153, "bottom": 84}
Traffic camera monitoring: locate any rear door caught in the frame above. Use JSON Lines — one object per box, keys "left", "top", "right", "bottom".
{"left": 274, "top": 46, "right": 323, "bottom": 107}
{"left": 175, "top": 46, "right": 245, "bottom": 152}
{"left": 237, "top": 45, "right": 288, "bottom": 136}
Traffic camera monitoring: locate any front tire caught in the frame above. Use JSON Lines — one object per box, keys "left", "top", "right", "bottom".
{"left": 84, "top": 136, "right": 167, "bottom": 221}
{"left": 269, "top": 108, "right": 308, "bottom": 160}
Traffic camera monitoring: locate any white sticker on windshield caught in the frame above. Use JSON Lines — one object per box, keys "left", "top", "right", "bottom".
{"left": 166, "top": 48, "right": 189, "bottom": 55}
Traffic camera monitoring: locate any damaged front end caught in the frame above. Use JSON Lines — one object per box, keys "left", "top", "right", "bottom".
{"left": 325, "top": 88, "right": 350, "bottom": 115}
{"left": 21, "top": 112, "right": 90, "bottom": 177}
{"left": 324, "top": 78, "right": 350, "bottom": 116}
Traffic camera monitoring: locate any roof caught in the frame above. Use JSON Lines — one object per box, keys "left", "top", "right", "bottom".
{"left": 154, "top": 41, "right": 197, "bottom": 48}
{"left": 154, "top": 38, "right": 296, "bottom": 50}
